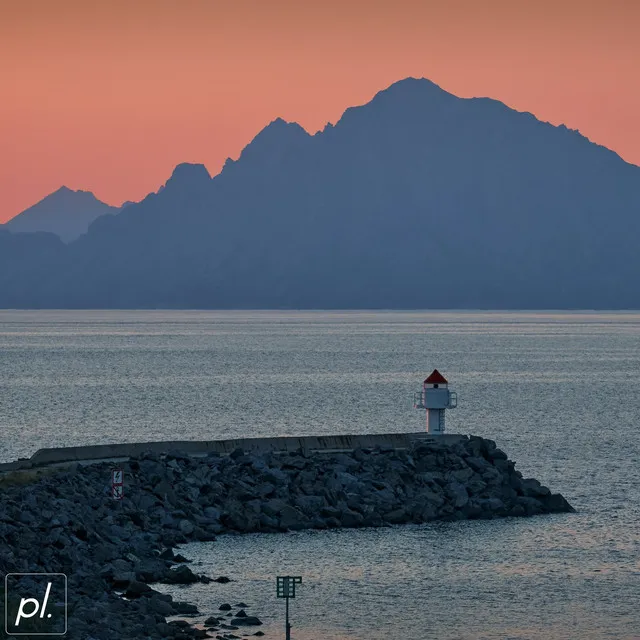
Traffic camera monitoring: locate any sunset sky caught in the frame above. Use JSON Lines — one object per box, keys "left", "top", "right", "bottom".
{"left": 1, "top": 0, "right": 639, "bottom": 223}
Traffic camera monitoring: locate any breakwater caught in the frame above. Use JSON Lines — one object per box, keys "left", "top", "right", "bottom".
{"left": 0, "top": 435, "right": 573, "bottom": 639}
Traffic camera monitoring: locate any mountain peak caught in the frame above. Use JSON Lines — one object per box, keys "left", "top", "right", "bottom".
{"left": 380, "top": 76, "right": 451, "bottom": 97}
{"left": 163, "top": 163, "right": 212, "bottom": 191}
{"left": 367, "top": 76, "right": 456, "bottom": 110}
{"left": 249, "top": 118, "right": 309, "bottom": 145}
{"left": 266, "top": 116, "right": 290, "bottom": 128}
{"left": 45, "top": 186, "right": 104, "bottom": 205}
{"left": 332, "top": 77, "right": 457, "bottom": 133}
{"left": 169, "top": 162, "right": 211, "bottom": 181}
{"left": 234, "top": 118, "right": 310, "bottom": 166}
{"left": 5, "top": 186, "right": 118, "bottom": 242}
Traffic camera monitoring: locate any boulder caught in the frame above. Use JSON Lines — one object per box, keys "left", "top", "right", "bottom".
{"left": 124, "top": 580, "right": 152, "bottom": 598}
{"left": 448, "top": 467, "right": 475, "bottom": 483}
{"left": 279, "top": 505, "right": 306, "bottom": 530}
{"left": 521, "top": 478, "right": 551, "bottom": 497}
{"left": 516, "top": 496, "right": 545, "bottom": 516}
{"left": 178, "top": 520, "right": 195, "bottom": 536}
{"left": 231, "top": 616, "right": 262, "bottom": 626}
{"left": 446, "top": 481, "right": 469, "bottom": 508}
{"left": 541, "top": 493, "right": 575, "bottom": 513}
{"left": 294, "top": 495, "right": 325, "bottom": 515}
{"left": 147, "top": 595, "right": 174, "bottom": 616}
{"left": 465, "top": 456, "right": 491, "bottom": 473}
{"left": 262, "top": 498, "right": 289, "bottom": 517}
{"left": 340, "top": 509, "right": 364, "bottom": 527}
{"left": 164, "top": 565, "right": 199, "bottom": 584}
{"left": 111, "top": 571, "right": 136, "bottom": 586}
{"left": 173, "top": 601, "right": 199, "bottom": 614}
{"left": 383, "top": 508, "right": 408, "bottom": 524}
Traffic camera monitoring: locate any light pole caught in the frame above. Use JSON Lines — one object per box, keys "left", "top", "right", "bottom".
{"left": 276, "top": 575, "right": 302, "bottom": 640}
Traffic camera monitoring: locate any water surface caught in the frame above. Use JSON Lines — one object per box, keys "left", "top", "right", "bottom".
{"left": 1, "top": 310, "right": 639, "bottom": 638}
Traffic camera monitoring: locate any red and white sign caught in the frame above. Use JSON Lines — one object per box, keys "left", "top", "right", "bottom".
{"left": 111, "top": 469, "right": 124, "bottom": 500}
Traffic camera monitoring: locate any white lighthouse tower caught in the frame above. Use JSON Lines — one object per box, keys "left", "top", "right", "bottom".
{"left": 413, "top": 369, "right": 457, "bottom": 434}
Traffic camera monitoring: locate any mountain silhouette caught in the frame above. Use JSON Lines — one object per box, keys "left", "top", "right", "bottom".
{"left": 3, "top": 186, "right": 120, "bottom": 242}
{"left": 1, "top": 77, "right": 640, "bottom": 308}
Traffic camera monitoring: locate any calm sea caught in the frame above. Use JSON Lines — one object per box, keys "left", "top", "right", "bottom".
{"left": 1, "top": 310, "right": 639, "bottom": 639}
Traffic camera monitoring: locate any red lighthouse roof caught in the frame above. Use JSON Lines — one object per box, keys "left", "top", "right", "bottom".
{"left": 424, "top": 369, "right": 448, "bottom": 385}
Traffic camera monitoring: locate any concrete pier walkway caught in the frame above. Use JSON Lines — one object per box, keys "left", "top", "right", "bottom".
{"left": 0, "top": 432, "right": 464, "bottom": 473}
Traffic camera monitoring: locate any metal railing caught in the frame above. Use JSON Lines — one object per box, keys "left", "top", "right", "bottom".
{"left": 413, "top": 390, "right": 458, "bottom": 409}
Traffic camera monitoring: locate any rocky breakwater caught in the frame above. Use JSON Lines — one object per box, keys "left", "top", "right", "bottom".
{"left": 0, "top": 436, "right": 573, "bottom": 639}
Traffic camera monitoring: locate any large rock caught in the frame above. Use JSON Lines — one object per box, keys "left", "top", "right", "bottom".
{"left": 178, "top": 519, "right": 195, "bottom": 535}
{"left": 262, "top": 498, "right": 289, "bottom": 517}
{"left": 446, "top": 481, "right": 469, "bottom": 508}
{"left": 520, "top": 478, "right": 551, "bottom": 497}
{"left": 340, "top": 508, "right": 364, "bottom": 528}
{"left": 164, "top": 565, "right": 200, "bottom": 584}
{"left": 383, "top": 507, "right": 409, "bottom": 524}
{"left": 541, "top": 493, "right": 575, "bottom": 512}
{"left": 279, "top": 505, "right": 306, "bottom": 530}
{"left": 295, "top": 495, "right": 325, "bottom": 515}
{"left": 231, "top": 616, "right": 262, "bottom": 626}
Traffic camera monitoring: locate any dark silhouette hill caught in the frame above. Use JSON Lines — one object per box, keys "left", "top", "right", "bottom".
{"left": 1, "top": 77, "right": 640, "bottom": 308}
{"left": 0, "top": 229, "right": 66, "bottom": 308}
{"left": 3, "top": 186, "right": 120, "bottom": 242}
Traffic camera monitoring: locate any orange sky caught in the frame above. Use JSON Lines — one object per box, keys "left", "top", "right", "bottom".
{"left": 1, "top": 0, "right": 639, "bottom": 222}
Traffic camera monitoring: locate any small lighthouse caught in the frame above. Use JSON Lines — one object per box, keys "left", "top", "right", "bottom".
{"left": 413, "top": 369, "right": 457, "bottom": 434}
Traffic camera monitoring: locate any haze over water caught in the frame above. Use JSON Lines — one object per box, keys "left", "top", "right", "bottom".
{"left": 1, "top": 310, "right": 639, "bottom": 638}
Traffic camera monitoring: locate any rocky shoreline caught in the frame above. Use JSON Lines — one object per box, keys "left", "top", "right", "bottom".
{"left": 0, "top": 435, "right": 573, "bottom": 639}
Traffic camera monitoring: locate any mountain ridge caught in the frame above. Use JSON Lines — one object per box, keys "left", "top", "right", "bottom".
{"left": 1, "top": 76, "right": 639, "bottom": 309}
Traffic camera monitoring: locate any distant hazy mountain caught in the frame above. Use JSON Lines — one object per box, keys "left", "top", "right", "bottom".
{"left": 2, "top": 77, "right": 640, "bottom": 308}
{"left": 3, "top": 186, "right": 120, "bottom": 242}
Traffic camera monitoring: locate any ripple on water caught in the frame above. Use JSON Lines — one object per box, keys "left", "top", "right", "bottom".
{"left": 158, "top": 516, "right": 640, "bottom": 640}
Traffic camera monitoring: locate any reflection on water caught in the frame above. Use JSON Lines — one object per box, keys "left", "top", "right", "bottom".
{"left": 159, "top": 515, "right": 640, "bottom": 640}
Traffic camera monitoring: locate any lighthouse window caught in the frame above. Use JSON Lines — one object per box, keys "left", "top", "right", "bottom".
{"left": 433, "top": 384, "right": 439, "bottom": 388}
